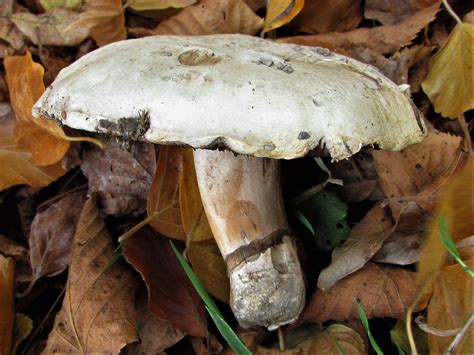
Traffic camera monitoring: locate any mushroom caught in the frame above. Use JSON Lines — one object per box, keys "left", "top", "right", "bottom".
{"left": 33, "top": 34, "right": 426, "bottom": 330}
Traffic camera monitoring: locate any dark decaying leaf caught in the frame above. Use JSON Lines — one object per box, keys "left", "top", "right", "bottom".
{"left": 122, "top": 227, "right": 208, "bottom": 337}
{"left": 26, "top": 187, "right": 87, "bottom": 293}
{"left": 306, "top": 262, "right": 417, "bottom": 323}
{"left": 81, "top": 142, "right": 156, "bottom": 216}
{"left": 44, "top": 197, "right": 138, "bottom": 352}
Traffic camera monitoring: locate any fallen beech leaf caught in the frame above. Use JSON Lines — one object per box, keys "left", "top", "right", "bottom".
{"left": 148, "top": 146, "right": 186, "bottom": 240}
{"left": 127, "top": 0, "right": 196, "bottom": 11}
{"left": 263, "top": 0, "right": 304, "bottom": 33}
{"left": 0, "top": 235, "right": 28, "bottom": 262}
{"left": 131, "top": 0, "right": 263, "bottom": 36}
{"left": 187, "top": 242, "right": 230, "bottom": 304}
{"left": 318, "top": 204, "right": 392, "bottom": 290}
{"left": 44, "top": 197, "right": 138, "bottom": 352}
{"left": 11, "top": 8, "right": 90, "bottom": 46}
{"left": 4, "top": 52, "right": 69, "bottom": 166}
{"left": 364, "top": 0, "right": 412, "bottom": 25}
{"left": 305, "top": 262, "right": 417, "bottom": 323}
{"left": 422, "top": 22, "right": 474, "bottom": 118}
{"left": 0, "top": 255, "right": 14, "bottom": 355}
{"left": 40, "top": 0, "right": 85, "bottom": 10}
{"left": 280, "top": 3, "right": 439, "bottom": 55}
{"left": 372, "top": 131, "right": 469, "bottom": 216}
{"left": 180, "top": 149, "right": 214, "bottom": 242}
{"left": 390, "top": 319, "right": 429, "bottom": 355}
{"left": 0, "top": 109, "right": 66, "bottom": 190}
{"left": 70, "top": 0, "right": 125, "bottom": 46}
{"left": 256, "top": 324, "right": 366, "bottom": 354}
{"left": 125, "top": 291, "right": 185, "bottom": 354}
{"left": 427, "top": 259, "right": 473, "bottom": 353}
{"left": 291, "top": 0, "right": 362, "bottom": 34}
{"left": 416, "top": 160, "right": 473, "bottom": 303}
{"left": 0, "top": 2, "right": 25, "bottom": 57}
{"left": 122, "top": 227, "right": 208, "bottom": 337}
{"left": 82, "top": 142, "right": 156, "bottom": 216}
{"left": 26, "top": 188, "right": 87, "bottom": 293}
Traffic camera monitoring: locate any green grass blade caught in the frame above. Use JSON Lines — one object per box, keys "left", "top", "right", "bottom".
{"left": 354, "top": 299, "right": 384, "bottom": 355}
{"left": 294, "top": 210, "right": 316, "bottom": 235}
{"left": 207, "top": 306, "right": 252, "bottom": 355}
{"left": 438, "top": 216, "right": 474, "bottom": 277}
{"left": 170, "top": 241, "right": 253, "bottom": 355}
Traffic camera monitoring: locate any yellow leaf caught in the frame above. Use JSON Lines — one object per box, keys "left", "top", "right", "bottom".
{"left": 40, "top": 0, "right": 84, "bottom": 10}
{"left": 187, "top": 242, "right": 229, "bottom": 304}
{"left": 127, "top": 0, "right": 196, "bottom": 12}
{"left": 263, "top": 0, "right": 304, "bottom": 33}
{"left": 11, "top": 313, "right": 33, "bottom": 355}
{"left": 0, "top": 113, "right": 66, "bottom": 190}
{"left": 179, "top": 149, "right": 213, "bottom": 242}
{"left": 422, "top": 22, "right": 474, "bottom": 118}
{"left": 4, "top": 52, "right": 70, "bottom": 166}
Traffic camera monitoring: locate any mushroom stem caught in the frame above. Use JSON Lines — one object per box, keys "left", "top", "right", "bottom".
{"left": 193, "top": 149, "right": 305, "bottom": 330}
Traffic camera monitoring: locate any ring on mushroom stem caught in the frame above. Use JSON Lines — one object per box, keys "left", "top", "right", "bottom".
{"left": 32, "top": 34, "right": 426, "bottom": 329}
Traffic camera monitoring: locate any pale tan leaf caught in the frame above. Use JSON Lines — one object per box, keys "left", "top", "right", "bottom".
{"left": 147, "top": 146, "right": 186, "bottom": 240}
{"left": 11, "top": 8, "right": 90, "bottom": 46}
{"left": 132, "top": 0, "right": 263, "bottom": 36}
{"left": 304, "top": 262, "right": 417, "bottom": 323}
{"left": 70, "top": 0, "right": 125, "bottom": 46}
{"left": 44, "top": 197, "right": 138, "bottom": 353}
{"left": 179, "top": 149, "right": 213, "bottom": 242}
{"left": 127, "top": 0, "right": 196, "bottom": 11}
{"left": 422, "top": 23, "right": 474, "bottom": 118}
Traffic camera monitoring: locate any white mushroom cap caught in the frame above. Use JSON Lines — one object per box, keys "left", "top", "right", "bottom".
{"left": 33, "top": 34, "right": 426, "bottom": 160}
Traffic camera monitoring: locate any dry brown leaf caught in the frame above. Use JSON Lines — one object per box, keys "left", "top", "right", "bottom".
{"left": 330, "top": 152, "right": 383, "bottom": 202}
{"left": 26, "top": 188, "right": 87, "bottom": 294}
{"left": 125, "top": 290, "right": 185, "bottom": 354}
{"left": 44, "top": 197, "right": 138, "bottom": 352}
{"left": 0, "top": 106, "right": 66, "bottom": 190}
{"left": 71, "top": 0, "right": 125, "bottom": 46}
{"left": 422, "top": 22, "right": 474, "bottom": 118}
{"left": 148, "top": 146, "right": 186, "bottom": 240}
{"left": 256, "top": 324, "right": 366, "bottom": 354}
{"left": 364, "top": 0, "right": 412, "bottom": 25}
{"left": 305, "top": 262, "right": 417, "bottom": 323}
{"left": 127, "top": 0, "right": 196, "bottom": 11}
{"left": 0, "top": 2, "right": 25, "bottom": 58}
{"left": 0, "top": 235, "right": 29, "bottom": 262}
{"left": 179, "top": 149, "right": 213, "bottom": 242}
{"left": 11, "top": 8, "right": 90, "bottom": 46}
{"left": 372, "top": 131, "right": 469, "bottom": 216}
{"left": 263, "top": 0, "right": 304, "bottom": 33}
{"left": 82, "top": 142, "right": 156, "bottom": 216}
{"left": 427, "top": 259, "right": 473, "bottom": 354}
{"left": 0, "top": 255, "right": 14, "bottom": 355}
{"left": 122, "top": 227, "right": 208, "bottom": 337}
{"left": 38, "top": 50, "right": 73, "bottom": 86}
{"left": 280, "top": 3, "right": 439, "bottom": 55}
{"left": 4, "top": 52, "right": 70, "bottom": 166}
{"left": 187, "top": 241, "right": 230, "bottom": 304}
{"left": 317, "top": 204, "right": 392, "bottom": 290}
{"left": 290, "top": 0, "right": 362, "bottom": 34}
{"left": 131, "top": 0, "right": 263, "bottom": 36}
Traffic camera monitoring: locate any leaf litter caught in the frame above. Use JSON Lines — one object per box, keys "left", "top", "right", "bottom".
{"left": 0, "top": 0, "right": 473, "bottom": 353}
